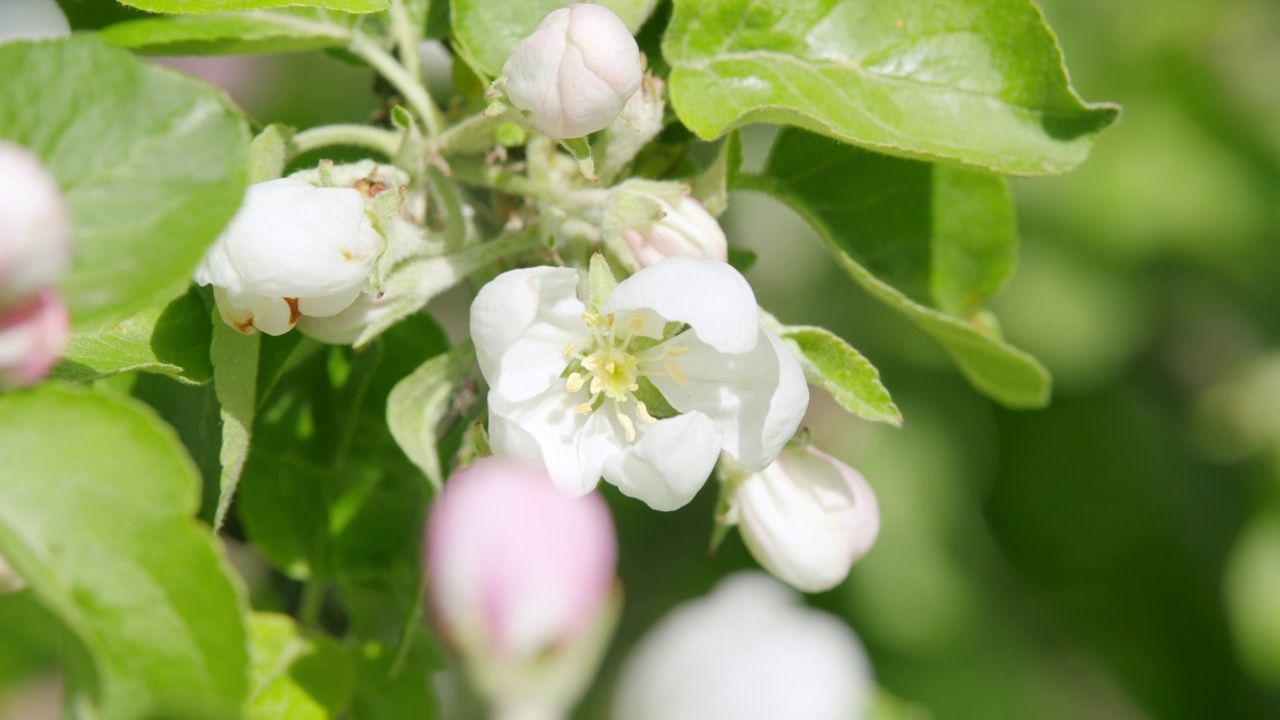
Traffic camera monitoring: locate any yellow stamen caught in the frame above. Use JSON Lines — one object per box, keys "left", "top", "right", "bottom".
{"left": 618, "top": 412, "right": 636, "bottom": 442}
{"left": 635, "top": 401, "right": 656, "bottom": 424}
{"left": 628, "top": 314, "right": 646, "bottom": 333}
{"left": 664, "top": 344, "right": 689, "bottom": 357}
{"left": 582, "top": 312, "right": 599, "bottom": 325}
{"left": 563, "top": 343, "right": 574, "bottom": 358}
{"left": 606, "top": 312, "right": 616, "bottom": 327}
{"left": 667, "top": 363, "right": 689, "bottom": 386}
{"left": 565, "top": 373, "right": 584, "bottom": 393}
{"left": 590, "top": 376, "right": 605, "bottom": 395}
{"left": 574, "top": 402, "right": 594, "bottom": 414}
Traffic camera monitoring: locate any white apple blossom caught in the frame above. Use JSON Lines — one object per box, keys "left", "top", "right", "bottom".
{"left": 0, "top": 551, "right": 26, "bottom": 594}
{"left": 0, "top": 288, "right": 68, "bottom": 390}
{"left": 623, "top": 194, "right": 728, "bottom": 268}
{"left": 0, "top": 141, "right": 71, "bottom": 307}
{"left": 194, "top": 178, "right": 383, "bottom": 336}
{"left": 471, "top": 257, "right": 808, "bottom": 511}
{"left": 613, "top": 572, "right": 873, "bottom": 720}
{"left": 501, "top": 4, "right": 642, "bottom": 140}
{"left": 734, "top": 445, "right": 880, "bottom": 593}
{"left": 426, "top": 458, "right": 618, "bottom": 719}
{"left": 0, "top": 0, "right": 70, "bottom": 45}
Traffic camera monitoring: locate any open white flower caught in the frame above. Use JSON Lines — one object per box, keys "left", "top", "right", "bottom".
{"left": 734, "top": 445, "right": 880, "bottom": 593}
{"left": 194, "top": 178, "right": 383, "bottom": 336}
{"left": 613, "top": 572, "right": 873, "bottom": 720}
{"left": 471, "top": 257, "right": 808, "bottom": 511}
{"left": 501, "top": 4, "right": 642, "bottom": 140}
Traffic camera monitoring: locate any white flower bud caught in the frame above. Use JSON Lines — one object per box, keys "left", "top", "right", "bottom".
{"left": 0, "top": 551, "right": 26, "bottom": 594}
{"left": 0, "top": 141, "right": 71, "bottom": 307}
{"left": 0, "top": 288, "right": 68, "bottom": 389}
{"left": 613, "top": 572, "right": 873, "bottom": 720}
{"left": 194, "top": 178, "right": 383, "bottom": 336}
{"left": 623, "top": 194, "right": 728, "bottom": 268}
{"left": 501, "top": 4, "right": 642, "bottom": 140}
{"left": 0, "top": 0, "right": 70, "bottom": 45}
{"left": 733, "top": 445, "right": 880, "bottom": 593}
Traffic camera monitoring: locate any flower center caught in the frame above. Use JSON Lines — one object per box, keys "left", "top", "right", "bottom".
{"left": 562, "top": 311, "right": 688, "bottom": 443}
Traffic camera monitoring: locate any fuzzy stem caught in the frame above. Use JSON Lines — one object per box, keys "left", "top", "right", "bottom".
{"left": 291, "top": 124, "right": 401, "bottom": 159}
{"left": 348, "top": 30, "right": 443, "bottom": 137}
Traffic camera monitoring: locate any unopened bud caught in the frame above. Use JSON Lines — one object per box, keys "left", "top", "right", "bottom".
{"left": 426, "top": 458, "right": 619, "bottom": 716}
{"left": 0, "top": 141, "right": 71, "bottom": 307}
{"left": 193, "top": 178, "right": 383, "bottom": 336}
{"left": 0, "top": 288, "right": 68, "bottom": 389}
{"left": 733, "top": 445, "right": 880, "bottom": 593}
{"left": 623, "top": 194, "right": 727, "bottom": 268}
{"left": 613, "top": 572, "right": 873, "bottom": 720}
{"left": 501, "top": 4, "right": 642, "bottom": 140}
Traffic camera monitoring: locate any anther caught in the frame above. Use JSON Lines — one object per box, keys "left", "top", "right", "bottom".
{"left": 664, "top": 344, "right": 689, "bottom": 357}
{"left": 563, "top": 343, "right": 575, "bottom": 358}
{"left": 565, "top": 373, "right": 585, "bottom": 392}
{"left": 582, "top": 312, "right": 599, "bottom": 325}
{"left": 617, "top": 412, "right": 636, "bottom": 442}
{"left": 628, "top": 314, "right": 645, "bottom": 333}
{"left": 574, "top": 402, "right": 594, "bottom": 414}
{"left": 606, "top": 312, "right": 616, "bottom": 328}
{"left": 635, "top": 401, "right": 656, "bottom": 424}
{"left": 666, "top": 363, "right": 689, "bottom": 386}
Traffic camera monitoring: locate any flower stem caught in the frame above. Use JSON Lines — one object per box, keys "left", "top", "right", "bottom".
{"left": 348, "top": 30, "right": 443, "bottom": 137}
{"left": 291, "top": 124, "right": 401, "bottom": 159}
{"left": 426, "top": 112, "right": 507, "bottom": 157}
{"left": 388, "top": 0, "right": 423, "bottom": 84}
{"left": 451, "top": 160, "right": 551, "bottom": 200}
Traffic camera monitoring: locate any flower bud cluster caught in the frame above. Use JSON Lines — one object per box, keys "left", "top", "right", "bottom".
{"left": 732, "top": 444, "right": 881, "bottom": 593}
{"left": 194, "top": 169, "right": 391, "bottom": 337}
{"left": 500, "top": 4, "right": 642, "bottom": 140}
{"left": 0, "top": 141, "right": 71, "bottom": 390}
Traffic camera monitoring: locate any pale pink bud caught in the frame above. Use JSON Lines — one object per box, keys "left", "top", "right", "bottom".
{"left": 501, "top": 4, "right": 642, "bottom": 140}
{"left": 623, "top": 195, "right": 728, "bottom": 267}
{"left": 0, "top": 141, "right": 71, "bottom": 307}
{"left": 426, "top": 458, "right": 618, "bottom": 715}
{"left": 733, "top": 446, "right": 880, "bottom": 593}
{"left": 613, "top": 572, "right": 873, "bottom": 720}
{"left": 0, "top": 288, "right": 69, "bottom": 389}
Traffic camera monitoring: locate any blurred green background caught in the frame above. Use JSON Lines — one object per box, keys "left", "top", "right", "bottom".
{"left": 5, "top": 0, "right": 1280, "bottom": 718}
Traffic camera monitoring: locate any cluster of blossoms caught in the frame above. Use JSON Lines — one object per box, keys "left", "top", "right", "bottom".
{"left": 182, "top": 5, "right": 883, "bottom": 716}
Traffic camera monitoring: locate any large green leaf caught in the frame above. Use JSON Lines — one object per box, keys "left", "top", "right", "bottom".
{"left": 118, "top": 0, "right": 387, "bottom": 13}
{"left": 0, "top": 36, "right": 249, "bottom": 325}
{"left": 248, "top": 613, "right": 354, "bottom": 720}
{"left": 52, "top": 285, "right": 214, "bottom": 385}
{"left": 0, "top": 387, "right": 249, "bottom": 720}
{"left": 451, "top": 0, "right": 659, "bottom": 78}
{"left": 102, "top": 12, "right": 351, "bottom": 56}
{"left": 742, "top": 128, "right": 1049, "bottom": 407}
{"left": 663, "top": 0, "right": 1118, "bottom": 176}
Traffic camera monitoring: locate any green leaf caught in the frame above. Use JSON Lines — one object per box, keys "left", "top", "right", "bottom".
{"left": 53, "top": 285, "right": 214, "bottom": 385}
{"left": 691, "top": 131, "right": 742, "bottom": 218}
{"left": 386, "top": 342, "right": 476, "bottom": 491}
{"left": 744, "top": 128, "right": 1049, "bottom": 407}
{"left": 663, "top": 0, "right": 1119, "bottom": 176}
{"left": 0, "top": 387, "right": 249, "bottom": 720}
{"left": 102, "top": 12, "right": 351, "bottom": 56}
{"left": 451, "top": 0, "right": 659, "bottom": 78}
{"left": 212, "top": 319, "right": 260, "bottom": 530}
{"left": 0, "top": 36, "right": 249, "bottom": 324}
{"left": 783, "top": 326, "right": 902, "bottom": 426}
{"left": 348, "top": 639, "right": 440, "bottom": 720}
{"left": 248, "top": 613, "right": 355, "bottom": 720}
{"left": 118, "top": 0, "right": 387, "bottom": 14}
{"left": 249, "top": 124, "right": 297, "bottom": 183}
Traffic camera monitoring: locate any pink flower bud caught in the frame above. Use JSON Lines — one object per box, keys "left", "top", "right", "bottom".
{"left": 0, "top": 288, "right": 68, "bottom": 389}
{"left": 501, "top": 4, "right": 642, "bottom": 140}
{"left": 623, "top": 195, "right": 728, "bottom": 268}
{"left": 426, "top": 458, "right": 619, "bottom": 715}
{"left": 0, "top": 141, "right": 71, "bottom": 307}
{"left": 733, "top": 445, "right": 880, "bottom": 593}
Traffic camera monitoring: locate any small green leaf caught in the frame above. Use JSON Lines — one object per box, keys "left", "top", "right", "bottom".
{"left": 744, "top": 128, "right": 1049, "bottom": 408}
{"left": 53, "top": 285, "right": 214, "bottom": 385}
{"left": 212, "top": 319, "right": 260, "bottom": 530}
{"left": 663, "top": 0, "right": 1118, "bottom": 176}
{"left": 387, "top": 342, "right": 476, "bottom": 490}
{"left": 102, "top": 12, "right": 351, "bottom": 56}
{"left": 118, "top": 0, "right": 387, "bottom": 14}
{"left": 248, "top": 613, "right": 355, "bottom": 720}
{"left": 0, "top": 36, "right": 249, "bottom": 325}
{"left": 0, "top": 387, "right": 249, "bottom": 720}
{"left": 250, "top": 124, "right": 297, "bottom": 183}
{"left": 691, "top": 131, "right": 742, "bottom": 217}
{"left": 783, "top": 326, "right": 902, "bottom": 427}
{"left": 451, "top": 0, "right": 659, "bottom": 78}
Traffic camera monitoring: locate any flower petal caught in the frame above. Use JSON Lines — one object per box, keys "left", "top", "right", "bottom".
{"left": 649, "top": 328, "right": 808, "bottom": 470}
{"left": 471, "top": 266, "right": 592, "bottom": 403}
{"left": 601, "top": 411, "right": 721, "bottom": 511}
{"left": 604, "top": 257, "right": 757, "bottom": 354}
{"left": 296, "top": 285, "right": 362, "bottom": 318}
{"left": 489, "top": 385, "right": 624, "bottom": 498}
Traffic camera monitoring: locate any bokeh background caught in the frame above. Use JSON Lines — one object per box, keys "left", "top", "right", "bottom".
{"left": 4, "top": 0, "right": 1280, "bottom": 718}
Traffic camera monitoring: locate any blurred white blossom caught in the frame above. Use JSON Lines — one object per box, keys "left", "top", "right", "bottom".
{"left": 0, "top": 0, "right": 69, "bottom": 45}
{"left": 0, "top": 141, "right": 70, "bottom": 307}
